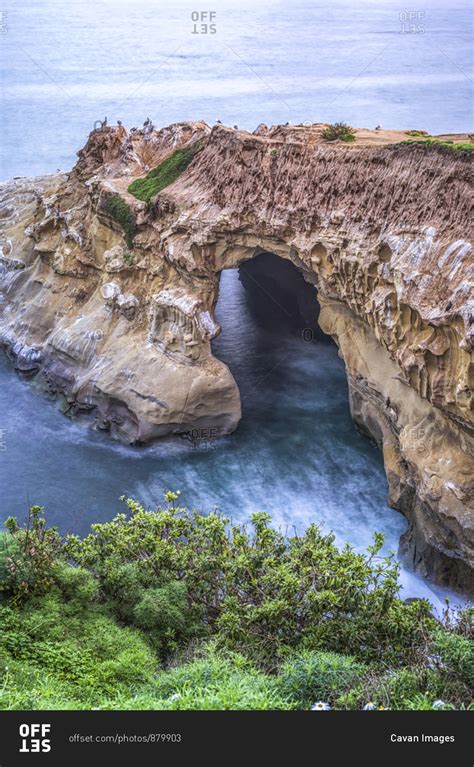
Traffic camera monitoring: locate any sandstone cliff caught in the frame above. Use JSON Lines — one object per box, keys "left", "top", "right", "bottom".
{"left": 0, "top": 121, "right": 472, "bottom": 594}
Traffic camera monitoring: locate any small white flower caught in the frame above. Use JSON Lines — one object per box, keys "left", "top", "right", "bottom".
{"left": 311, "top": 701, "right": 330, "bottom": 711}
{"left": 169, "top": 693, "right": 182, "bottom": 702}
{"left": 363, "top": 702, "right": 376, "bottom": 710}
{"left": 432, "top": 700, "right": 445, "bottom": 709}
{"left": 426, "top": 654, "right": 443, "bottom": 670}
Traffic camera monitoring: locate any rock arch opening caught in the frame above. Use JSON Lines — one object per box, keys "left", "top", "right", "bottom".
{"left": 210, "top": 249, "right": 348, "bottom": 427}
{"left": 211, "top": 250, "right": 336, "bottom": 406}
{"left": 209, "top": 250, "right": 412, "bottom": 581}
{"left": 236, "top": 251, "right": 327, "bottom": 342}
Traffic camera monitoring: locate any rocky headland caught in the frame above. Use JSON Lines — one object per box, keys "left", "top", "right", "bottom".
{"left": 0, "top": 120, "right": 472, "bottom": 594}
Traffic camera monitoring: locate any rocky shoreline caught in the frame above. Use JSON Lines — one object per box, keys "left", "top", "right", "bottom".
{"left": 0, "top": 121, "right": 472, "bottom": 594}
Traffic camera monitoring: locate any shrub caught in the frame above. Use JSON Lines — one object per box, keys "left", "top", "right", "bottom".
{"left": 431, "top": 630, "right": 474, "bottom": 690}
{"left": 1, "top": 501, "right": 470, "bottom": 710}
{"left": 447, "top": 605, "right": 473, "bottom": 639}
{"left": 132, "top": 582, "right": 199, "bottom": 656}
{"left": 0, "top": 508, "right": 62, "bottom": 601}
{"left": 66, "top": 499, "right": 435, "bottom": 669}
{"left": 53, "top": 562, "right": 99, "bottom": 607}
{"left": 321, "top": 122, "right": 356, "bottom": 142}
{"left": 405, "top": 130, "right": 431, "bottom": 137}
{"left": 276, "top": 650, "right": 368, "bottom": 707}
{"left": 128, "top": 140, "right": 206, "bottom": 202}
{"left": 0, "top": 642, "right": 290, "bottom": 710}
{"left": 0, "top": 655, "right": 89, "bottom": 710}
{"left": 0, "top": 533, "right": 21, "bottom": 593}
{"left": 103, "top": 194, "right": 136, "bottom": 248}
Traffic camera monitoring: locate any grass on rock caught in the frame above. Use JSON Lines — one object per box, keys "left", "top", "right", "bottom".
{"left": 395, "top": 138, "right": 474, "bottom": 152}
{"left": 128, "top": 140, "right": 206, "bottom": 203}
{"left": 103, "top": 194, "right": 136, "bottom": 248}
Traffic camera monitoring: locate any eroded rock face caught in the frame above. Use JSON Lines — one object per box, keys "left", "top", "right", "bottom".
{"left": 0, "top": 121, "right": 472, "bottom": 593}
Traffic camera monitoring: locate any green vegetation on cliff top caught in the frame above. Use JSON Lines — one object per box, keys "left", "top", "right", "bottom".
{"left": 321, "top": 122, "right": 356, "bottom": 142}
{"left": 0, "top": 500, "right": 472, "bottom": 710}
{"left": 395, "top": 138, "right": 474, "bottom": 152}
{"left": 128, "top": 140, "right": 206, "bottom": 203}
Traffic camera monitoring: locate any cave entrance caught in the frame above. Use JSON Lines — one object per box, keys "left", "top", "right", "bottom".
{"left": 235, "top": 251, "right": 327, "bottom": 341}
{"left": 209, "top": 250, "right": 397, "bottom": 577}
{"left": 211, "top": 250, "right": 336, "bottom": 419}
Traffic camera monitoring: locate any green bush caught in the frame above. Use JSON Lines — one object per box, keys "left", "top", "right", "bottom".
{"left": 0, "top": 656, "right": 88, "bottom": 710}
{"left": 0, "top": 500, "right": 471, "bottom": 710}
{"left": 53, "top": 562, "right": 99, "bottom": 607}
{"left": 66, "top": 500, "right": 436, "bottom": 668}
{"left": 0, "top": 643, "right": 291, "bottom": 710}
{"left": 131, "top": 582, "right": 198, "bottom": 655}
{"left": 77, "top": 556, "right": 203, "bottom": 659}
{"left": 132, "top": 583, "right": 187, "bottom": 632}
{"left": 0, "top": 509, "right": 61, "bottom": 600}
{"left": 405, "top": 130, "right": 431, "bottom": 137}
{"left": 321, "top": 122, "right": 356, "bottom": 142}
{"left": 0, "top": 533, "right": 21, "bottom": 592}
{"left": 431, "top": 630, "right": 474, "bottom": 689}
{"left": 103, "top": 194, "right": 136, "bottom": 247}
{"left": 128, "top": 140, "right": 205, "bottom": 202}
{"left": 276, "top": 650, "right": 368, "bottom": 706}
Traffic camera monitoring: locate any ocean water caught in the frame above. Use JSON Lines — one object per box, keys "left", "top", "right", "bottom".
{"left": 0, "top": 267, "right": 465, "bottom": 609}
{"left": 0, "top": 0, "right": 471, "bottom": 608}
{"left": 0, "top": 0, "right": 473, "bottom": 180}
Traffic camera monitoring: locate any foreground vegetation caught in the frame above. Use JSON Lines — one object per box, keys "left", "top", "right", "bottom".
{"left": 0, "top": 497, "right": 472, "bottom": 710}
